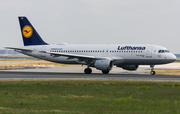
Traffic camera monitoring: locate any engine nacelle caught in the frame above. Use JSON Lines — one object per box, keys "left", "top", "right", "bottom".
{"left": 119, "top": 65, "right": 139, "bottom": 71}
{"left": 94, "top": 60, "right": 113, "bottom": 71}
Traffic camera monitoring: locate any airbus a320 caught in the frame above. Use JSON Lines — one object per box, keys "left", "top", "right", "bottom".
{"left": 6, "top": 17, "right": 177, "bottom": 75}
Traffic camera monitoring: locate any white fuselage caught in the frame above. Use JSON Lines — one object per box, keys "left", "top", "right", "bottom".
{"left": 18, "top": 44, "right": 176, "bottom": 66}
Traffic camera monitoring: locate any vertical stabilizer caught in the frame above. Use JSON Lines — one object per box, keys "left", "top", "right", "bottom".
{"left": 18, "top": 17, "right": 48, "bottom": 46}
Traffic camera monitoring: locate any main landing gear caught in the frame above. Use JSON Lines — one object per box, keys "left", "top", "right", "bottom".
{"left": 84, "top": 68, "right": 109, "bottom": 74}
{"left": 150, "top": 65, "right": 155, "bottom": 75}
{"left": 84, "top": 66, "right": 92, "bottom": 74}
{"left": 102, "top": 70, "right": 109, "bottom": 74}
{"left": 84, "top": 65, "right": 110, "bottom": 74}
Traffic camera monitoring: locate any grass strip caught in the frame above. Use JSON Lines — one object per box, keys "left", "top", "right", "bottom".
{"left": 156, "top": 70, "right": 180, "bottom": 75}
{"left": 0, "top": 80, "right": 180, "bottom": 114}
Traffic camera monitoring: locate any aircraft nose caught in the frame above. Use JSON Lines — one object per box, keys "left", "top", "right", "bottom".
{"left": 171, "top": 53, "right": 177, "bottom": 62}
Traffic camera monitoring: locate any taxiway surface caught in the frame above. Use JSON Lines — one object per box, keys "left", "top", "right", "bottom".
{"left": 0, "top": 63, "right": 180, "bottom": 81}
{"left": 0, "top": 71, "right": 180, "bottom": 81}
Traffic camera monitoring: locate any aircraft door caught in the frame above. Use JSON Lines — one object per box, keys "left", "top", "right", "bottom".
{"left": 146, "top": 46, "right": 153, "bottom": 58}
{"left": 41, "top": 46, "right": 46, "bottom": 57}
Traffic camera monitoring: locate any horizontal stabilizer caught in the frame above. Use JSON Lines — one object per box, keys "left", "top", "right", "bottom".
{"left": 5, "top": 47, "right": 33, "bottom": 51}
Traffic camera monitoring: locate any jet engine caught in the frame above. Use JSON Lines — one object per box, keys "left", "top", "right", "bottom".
{"left": 118, "top": 65, "right": 139, "bottom": 71}
{"left": 94, "top": 60, "right": 113, "bottom": 71}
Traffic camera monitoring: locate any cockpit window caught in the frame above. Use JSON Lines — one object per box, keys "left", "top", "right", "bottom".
{"left": 165, "top": 50, "right": 170, "bottom": 53}
{"left": 158, "top": 50, "right": 170, "bottom": 53}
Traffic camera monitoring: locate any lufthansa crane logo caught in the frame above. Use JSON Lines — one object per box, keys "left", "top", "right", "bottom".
{"left": 22, "top": 25, "right": 33, "bottom": 38}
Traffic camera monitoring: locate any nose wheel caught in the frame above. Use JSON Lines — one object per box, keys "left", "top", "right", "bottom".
{"left": 150, "top": 71, "right": 155, "bottom": 75}
{"left": 150, "top": 65, "right": 155, "bottom": 75}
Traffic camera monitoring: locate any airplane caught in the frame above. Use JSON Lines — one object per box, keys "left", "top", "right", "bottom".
{"left": 5, "top": 16, "right": 177, "bottom": 75}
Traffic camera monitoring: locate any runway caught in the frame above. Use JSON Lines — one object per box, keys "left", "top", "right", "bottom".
{"left": 0, "top": 71, "right": 180, "bottom": 81}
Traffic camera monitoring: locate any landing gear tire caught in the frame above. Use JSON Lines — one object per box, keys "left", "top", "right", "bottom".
{"left": 150, "top": 65, "right": 155, "bottom": 75}
{"left": 150, "top": 71, "right": 155, "bottom": 75}
{"left": 84, "top": 68, "right": 92, "bottom": 74}
{"left": 102, "top": 70, "right": 109, "bottom": 74}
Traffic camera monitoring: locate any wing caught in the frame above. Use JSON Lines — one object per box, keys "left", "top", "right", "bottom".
{"left": 41, "top": 51, "right": 96, "bottom": 59}
{"left": 5, "top": 47, "right": 33, "bottom": 51}
{"left": 42, "top": 51, "right": 123, "bottom": 64}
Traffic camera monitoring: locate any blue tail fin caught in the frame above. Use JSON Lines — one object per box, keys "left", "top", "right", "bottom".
{"left": 18, "top": 17, "right": 48, "bottom": 46}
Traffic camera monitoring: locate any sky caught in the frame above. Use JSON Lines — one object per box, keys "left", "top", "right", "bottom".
{"left": 0, "top": 0, "right": 180, "bottom": 53}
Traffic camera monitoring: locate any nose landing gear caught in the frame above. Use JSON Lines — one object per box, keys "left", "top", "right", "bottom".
{"left": 150, "top": 65, "right": 155, "bottom": 75}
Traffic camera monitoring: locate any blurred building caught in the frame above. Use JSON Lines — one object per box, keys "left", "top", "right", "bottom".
{"left": 0, "top": 49, "right": 25, "bottom": 56}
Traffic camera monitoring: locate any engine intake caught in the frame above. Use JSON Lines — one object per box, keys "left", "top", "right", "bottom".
{"left": 94, "top": 60, "right": 113, "bottom": 71}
